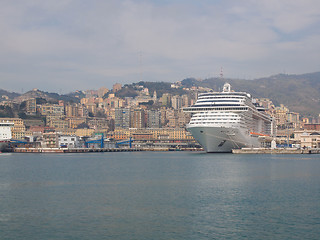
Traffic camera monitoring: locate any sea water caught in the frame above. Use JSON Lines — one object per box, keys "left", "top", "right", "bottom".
{"left": 0, "top": 152, "right": 319, "bottom": 240}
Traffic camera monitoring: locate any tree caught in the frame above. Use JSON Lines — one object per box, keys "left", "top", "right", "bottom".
{"left": 108, "top": 119, "right": 115, "bottom": 131}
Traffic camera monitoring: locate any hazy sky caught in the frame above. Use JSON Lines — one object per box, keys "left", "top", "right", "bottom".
{"left": 1, "top": 0, "right": 320, "bottom": 93}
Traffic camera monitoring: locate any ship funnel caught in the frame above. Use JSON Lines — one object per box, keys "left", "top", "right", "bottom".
{"left": 222, "top": 83, "right": 231, "bottom": 92}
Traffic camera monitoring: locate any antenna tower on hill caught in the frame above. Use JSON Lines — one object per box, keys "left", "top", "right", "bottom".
{"left": 220, "top": 67, "right": 224, "bottom": 79}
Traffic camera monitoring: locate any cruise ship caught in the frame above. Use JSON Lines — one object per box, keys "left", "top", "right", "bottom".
{"left": 184, "top": 83, "right": 275, "bottom": 152}
{"left": 0, "top": 121, "right": 14, "bottom": 151}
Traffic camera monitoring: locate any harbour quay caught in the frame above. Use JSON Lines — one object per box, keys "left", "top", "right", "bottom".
{"left": 12, "top": 147, "right": 143, "bottom": 153}
{"left": 10, "top": 146, "right": 202, "bottom": 153}
{"left": 232, "top": 148, "right": 320, "bottom": 154}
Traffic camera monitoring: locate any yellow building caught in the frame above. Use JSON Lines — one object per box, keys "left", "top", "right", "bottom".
{"left": 56, "top": 128, "right": 77, "bottom": 136}
{"left": 48, "top": 119, "right": 69, "bottom": 129}
{"left": 75, "top": 128, "right": 95, "bottom": 137}
{"left": 273, "top": 104, "right": 289, "bottom": 126}
{"left": 40, "top": 104, "right": 64, "bottom": 116}
{"left": 287, "top": 112, "right": 300, "bottom": 129}
{"left": 112, "top": 128, "right": 194, "bottom": 140}
{"left": 67, "top": 117, "right": 86, "bottom": 129}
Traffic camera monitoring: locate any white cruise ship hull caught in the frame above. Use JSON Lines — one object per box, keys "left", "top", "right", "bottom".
{"left": 187, "top": 125, "right": 260, "bottom": 153}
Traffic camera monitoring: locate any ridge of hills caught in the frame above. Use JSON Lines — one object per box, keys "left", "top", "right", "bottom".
{"left": 180, "top": 72, "right": 320, "bottom": 117}
{"left": 1, "top": 72, "right": 319, "bottom": 117}
{"left": 0, "top": 89, "right": 82, "bottom": 104}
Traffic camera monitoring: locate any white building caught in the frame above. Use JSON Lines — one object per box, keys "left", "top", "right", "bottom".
{"left": 58, "top": 135, "right": 80, "bottom": 148}
{"left": 0, "top": 121, "right": 14, "bottom": 140}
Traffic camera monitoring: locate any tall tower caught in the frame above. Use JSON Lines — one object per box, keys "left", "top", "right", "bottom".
{"left": 220, "top": 67, "right": 224, "bottom": 79}
{"left": 153, "top": 91, "right": 157, "bottom": 101}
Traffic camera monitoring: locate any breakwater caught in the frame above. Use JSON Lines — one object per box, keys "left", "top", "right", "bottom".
{"left": 11, "top": 147, "right": 201, "bottom": 153}
{"left": 232, "top": 148, "right": 320, "bottom": 154}
{"left": 13, "top": 147, "right": 143, "bottom": 153}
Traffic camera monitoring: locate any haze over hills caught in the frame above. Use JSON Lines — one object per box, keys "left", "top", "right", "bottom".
{"left": 1, "top": 72, "right": 319, "bottom": 117}
{"left": 0, "top": 89, "right": 20, "bottom": 99}
{"left": 181, "top": 72, "right": 320, "bottom": 117}
{"left": 1, "top": 89, "right": 82, "bottom": 104}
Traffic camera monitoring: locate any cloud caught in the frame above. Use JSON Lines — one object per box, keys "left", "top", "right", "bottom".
{"left": 0, "top": 0, "right": 319, "bottom": 92}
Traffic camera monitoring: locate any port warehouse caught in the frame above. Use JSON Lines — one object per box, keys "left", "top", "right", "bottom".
{"left": 7, "top": 127, "right": 201, "bottom": 150}
{"left": 6, "top": 127, "right": 320, "bottom": 150}
{"left": 2, "top": 117, "right": 320, "bottom": 150}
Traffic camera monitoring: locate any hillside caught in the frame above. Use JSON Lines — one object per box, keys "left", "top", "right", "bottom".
{"left": 181, "top": 72, "right": 320, "bottom": 117}
{"left": 13, "top": 89, "right": 81, "bottom": 103}
{"left": 0, "top": 89, "right": 20, "bottom": 100}
{"left": 1, "top": 72, "right": 319, "bottom": 117}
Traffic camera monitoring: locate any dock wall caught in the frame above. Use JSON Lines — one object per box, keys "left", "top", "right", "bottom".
{"left": 232, "top": 148, "right": 320, "bottom": 154}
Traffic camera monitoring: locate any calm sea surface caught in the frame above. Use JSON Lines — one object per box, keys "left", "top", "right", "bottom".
{"left": 0, "top": 152, "right": 320, "bottom": 240}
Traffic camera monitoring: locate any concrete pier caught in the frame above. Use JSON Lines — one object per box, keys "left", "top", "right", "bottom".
{"left": 232, "top": 148, "right": 320, "bottom": 154}
{"left": 8, "top": 146, "right": 203, "bottom": 153}
{"left": 13, "top": 147, "right": 143, "bottom": 153}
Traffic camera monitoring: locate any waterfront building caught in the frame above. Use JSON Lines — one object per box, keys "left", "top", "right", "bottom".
{"left": 111, "top": 128, "right": 194, "bottom": 141}
{"left": 294, "top": 130, "right": 320, "bottom": 148}
{"left": 75, "top": 128, "right": 95, "bottom": 137}
{"left": 42, "top": 133, "right": 58, "bottom": 148}
{"left": 58, "top": 135, "right": 80, "bottom": 148}
{"left": 106, "top": 130, "right": 129, "bottom": 140}
{"left": 0, "top": 118, "right": 25, "bottom": 140}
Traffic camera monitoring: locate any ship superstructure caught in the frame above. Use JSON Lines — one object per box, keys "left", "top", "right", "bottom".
{"left": 184, "top": 83, "right": 274, "bottom": 152}
{"left": 0, "top": 121, "right": 14, "bottom": 151}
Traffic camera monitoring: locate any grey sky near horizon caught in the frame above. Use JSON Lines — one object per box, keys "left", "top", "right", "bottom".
{"left": 1, "top": 0, "right": 320, "bottom": 93}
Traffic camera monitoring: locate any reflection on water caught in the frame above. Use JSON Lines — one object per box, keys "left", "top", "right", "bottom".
{"left": 0, "top": 152, "right": 320, "bottom": 240}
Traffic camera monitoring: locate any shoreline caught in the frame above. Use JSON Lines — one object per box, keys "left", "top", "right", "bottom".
{"left": 6, "top": 147, "right": 202, "bottom": 153}
{"left": 2, "top": 147, "right": 320, "bottom": 154}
